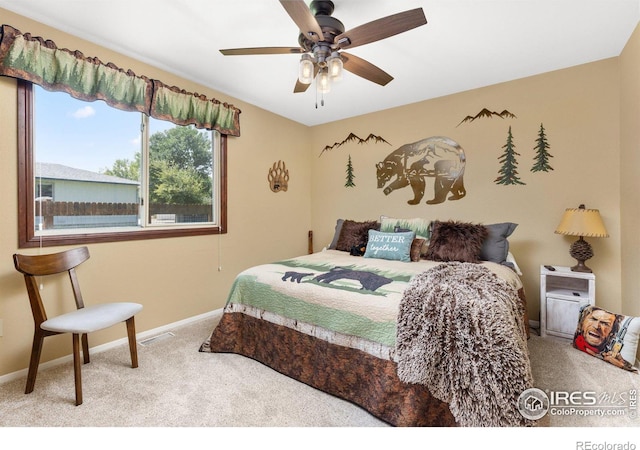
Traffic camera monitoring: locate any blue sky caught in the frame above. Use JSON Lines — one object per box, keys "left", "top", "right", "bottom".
{"left": 34, "top": 85, "right": 173, "bottom": 174}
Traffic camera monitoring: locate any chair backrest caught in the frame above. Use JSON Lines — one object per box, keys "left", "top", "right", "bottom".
{"left": 13, "top": 247, "right": 91, "bottom": 327}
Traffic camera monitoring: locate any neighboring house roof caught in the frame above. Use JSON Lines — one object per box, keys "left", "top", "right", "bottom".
{"left": 35, "top": 162, "right": 139, "bottom": 186}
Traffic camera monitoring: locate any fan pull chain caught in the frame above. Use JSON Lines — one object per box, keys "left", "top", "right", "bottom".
{"left": 314, "top": 76, "right": 327, "bottom": 108}
{"left": 315, "top": 86, "right": 325, "bottom": 108}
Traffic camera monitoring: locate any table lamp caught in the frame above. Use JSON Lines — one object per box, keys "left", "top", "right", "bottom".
{"left": 554, "top": 204, "right": 608, "bottom": 272}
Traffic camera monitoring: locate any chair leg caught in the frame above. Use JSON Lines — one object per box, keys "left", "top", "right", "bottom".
{"left": 125, "top": 317, "right": 139, "bottom": 369}
{"left": 81, "top": 333, "right": 90, "bottom": 364}
{"left": 25, "top": 331, "right": 45, "bottom": 394}
{"left": 72, "top": 333, "right": 83, "bottom": 406}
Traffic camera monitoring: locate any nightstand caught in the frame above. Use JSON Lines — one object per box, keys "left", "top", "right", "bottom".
{"left": 540, "top": 265, "right": 595, "bottom": 339}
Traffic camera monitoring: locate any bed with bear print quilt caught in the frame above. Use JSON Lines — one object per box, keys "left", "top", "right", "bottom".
{"left": 200, "top": 247, "right": 531, "bottom": 427}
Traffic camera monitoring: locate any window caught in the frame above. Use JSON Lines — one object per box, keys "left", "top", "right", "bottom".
{"left": 35, "top": 182, "right": 53, "bottom": 199}
{"left": 18, "top": 80, "right": 227, "bottom": 248}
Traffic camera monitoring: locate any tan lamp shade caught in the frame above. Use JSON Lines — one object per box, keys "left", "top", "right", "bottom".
{"left": 554, "top": 205, "right": 609, "bottom": 238}
{"left": 555, "top": 204, "right": 608, "bottom": 272}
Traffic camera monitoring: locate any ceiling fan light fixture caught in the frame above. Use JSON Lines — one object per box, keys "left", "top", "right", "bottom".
{"left": 317, "top": 67, "right": 331, "bottom": 93}
{"left": 220, "top": 2, "right": 428, "bottom": 101}
{"left": 327, "top": 51, "right": 343, "bottom": 81}
{"left": 298, "top": 54, "right": 315, "bottom": 84}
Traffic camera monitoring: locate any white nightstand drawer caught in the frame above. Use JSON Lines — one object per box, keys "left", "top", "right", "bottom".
{"left": 546, "top": 295, "right": 590, "bottom": 338}
{"left": 540, "top": 265, "right": 595, "bottom": 339}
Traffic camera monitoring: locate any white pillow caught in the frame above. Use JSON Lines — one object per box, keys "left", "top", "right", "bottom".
{"left": 506, "top": 252, "right": 522, "bottom": 275}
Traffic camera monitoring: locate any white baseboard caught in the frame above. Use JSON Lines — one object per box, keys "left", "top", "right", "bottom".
{"left": 0, "top": 308, "right": 222, "bottom": 386}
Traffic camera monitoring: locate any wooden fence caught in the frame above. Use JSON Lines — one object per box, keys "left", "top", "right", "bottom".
{"left": 36, "top": 200, "right": 212, "bottom": 229}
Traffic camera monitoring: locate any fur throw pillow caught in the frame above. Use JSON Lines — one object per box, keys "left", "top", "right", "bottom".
{"left": 425, "top": 220, "right": 488, "bottom": 263}
{"left": 410, "top": 238, "right": 426, "bottom": 262}
{"left": 335, "top": 220, "right": 379, "bottom": 252}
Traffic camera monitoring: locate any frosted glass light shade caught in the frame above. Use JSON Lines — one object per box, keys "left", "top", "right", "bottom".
{"left": 298, "top": 55, "right": 314, "bottom": 85}
{"left": 327, "top": 52, "right": 343, "bottom": 80}
{"left": 317, "top": 68, "right": 331, "bottom": 93}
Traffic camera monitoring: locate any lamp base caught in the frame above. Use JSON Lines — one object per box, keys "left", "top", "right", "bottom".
{"left": 569, "top": 237, "right": 594, "bottom": 273}
{"left": 571, "top": 261, "right": 592, "bottom": 273}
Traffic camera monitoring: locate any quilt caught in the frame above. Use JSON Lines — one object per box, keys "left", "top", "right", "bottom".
{"left": 200, "top": 249, "right": 528, "bottom": 426}
{"left": 201, "top": 249, "right": 523, "bottom": 361}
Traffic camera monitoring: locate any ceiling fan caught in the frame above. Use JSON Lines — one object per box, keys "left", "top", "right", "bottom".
{"left": 220, "top": 0, "right": 427, "bottom": 97}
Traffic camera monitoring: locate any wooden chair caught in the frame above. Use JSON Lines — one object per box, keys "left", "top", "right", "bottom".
{"left": 13, "top": 246, "right": 143, "bottom": 406}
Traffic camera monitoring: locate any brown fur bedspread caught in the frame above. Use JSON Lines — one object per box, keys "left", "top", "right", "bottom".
{"left": 201, "top": 312, "right": 457, "bottom": 426}
{"left": 396, "top": 262, "right": 534, "bottom": 427}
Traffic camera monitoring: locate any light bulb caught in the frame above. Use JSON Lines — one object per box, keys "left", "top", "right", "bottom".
{"left": 298, "top": 54, "right": 314, "bottom": 85}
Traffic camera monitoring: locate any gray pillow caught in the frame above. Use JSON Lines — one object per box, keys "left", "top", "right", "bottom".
{"left": 480, "top": 222, "right": 518, "bottom": 264}
{"left": 328, "top": 219, "right": 344, "bottom": 249}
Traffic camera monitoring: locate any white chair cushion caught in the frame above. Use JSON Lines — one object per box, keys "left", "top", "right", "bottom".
{"left": 41, "top": 302, "right": 143, "bottom": 334}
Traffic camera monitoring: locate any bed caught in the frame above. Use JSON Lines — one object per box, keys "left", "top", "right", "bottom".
{"left": 200, "top": 219, "right": 534, "bottom": 427}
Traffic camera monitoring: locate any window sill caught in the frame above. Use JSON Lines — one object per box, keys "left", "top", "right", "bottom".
{"left": 20, "top": 225, "right": 225, "bottom": 248}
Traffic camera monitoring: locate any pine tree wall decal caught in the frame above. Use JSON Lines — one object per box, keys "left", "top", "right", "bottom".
{"left": 495, "top": 126, "right": 526, "bottom": 185}
{"left": 531, "top": 123, "right": 553, "bottom": 172}
{"left": 345, "top": 154, "right": 356, "bottom": 187}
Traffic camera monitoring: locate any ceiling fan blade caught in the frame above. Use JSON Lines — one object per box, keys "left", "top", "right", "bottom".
{"left": 341, "top": 52, "right": 393, "bottom": 86}
{"left": 294, "top": 80, "right": 312, "bottom": 93}
{"left": 279, "top": 0, "right": 324, "bottom": 43}
{"left": 220, "top": 47, "right": 305, "bottom": 56}
{"left": 334, "top": 8, "right": 427, "bottom": 50}
{"left": 293, "top": 64, "right": 318, "bottom": 93}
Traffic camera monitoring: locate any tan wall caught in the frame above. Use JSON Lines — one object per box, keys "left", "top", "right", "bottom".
{"left": 620, "top": 23, "right": 640, "bottom": 319}
{"left": 1, "top": 8, "right": 637, "bottom": 378}
{"left": 0, "top": 9, "right": 311, "bottom": 377}
{"left": 309, "top": 59, "right": 622, "bottom": 326}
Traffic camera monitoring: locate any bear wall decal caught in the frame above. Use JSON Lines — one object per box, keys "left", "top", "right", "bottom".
{"left": 376, "top": 136, "right": 466, "bottom": 205}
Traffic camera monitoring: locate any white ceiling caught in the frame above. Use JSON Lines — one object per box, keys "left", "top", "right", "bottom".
{"left": 0, "top": 0, "right": 638, "bottom": 126}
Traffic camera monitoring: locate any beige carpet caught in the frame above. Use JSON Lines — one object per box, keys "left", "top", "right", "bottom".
{"left": 0, "top": 309, "right": 638, "bottom": 429}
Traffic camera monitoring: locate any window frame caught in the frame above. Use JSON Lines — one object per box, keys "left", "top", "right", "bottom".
{"left": 17, "top": 79, "right": 227, "bottom": 248}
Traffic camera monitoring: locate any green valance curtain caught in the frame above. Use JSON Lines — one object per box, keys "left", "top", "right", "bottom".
{"left": 0, "top": 24, "right": 151, "bottom": 113}
{"left": 151, "top": 80, "right": 241, "bottom": 136}
{"left": 0, "top": 24, "right": 241, "bottom": 136}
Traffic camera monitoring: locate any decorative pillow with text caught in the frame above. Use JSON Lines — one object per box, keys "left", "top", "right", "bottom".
{"left": 380, "top": 216, "right": 431, "bottom": 256}
{"left": 364, "top": 230, "right": 415, "bottom": 262}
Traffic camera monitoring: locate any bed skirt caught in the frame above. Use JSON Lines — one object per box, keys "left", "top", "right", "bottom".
{"left": 200, "top": 311, "right": 457, "bottom": 427}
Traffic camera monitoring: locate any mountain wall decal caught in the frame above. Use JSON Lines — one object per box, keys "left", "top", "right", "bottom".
{"left": 319, "top": 132, "right": 391, "bottom": 156}
{"left": 456, "top": 108, "right": 517, "bottom": 127}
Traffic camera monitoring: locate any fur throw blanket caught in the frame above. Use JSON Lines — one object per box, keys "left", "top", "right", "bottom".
{"left": 396, "top": 262, "right": 534, "bottom": 427}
